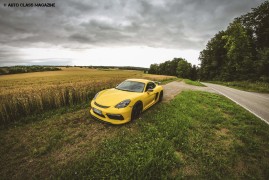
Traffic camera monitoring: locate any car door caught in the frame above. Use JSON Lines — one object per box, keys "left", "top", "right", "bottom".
{"left": 143, "top": 82, "right": 157, "bottom": 109}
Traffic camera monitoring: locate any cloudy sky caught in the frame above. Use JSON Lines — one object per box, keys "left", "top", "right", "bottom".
{"left": 0, "top": 0, "right": 265, "bottom": 67}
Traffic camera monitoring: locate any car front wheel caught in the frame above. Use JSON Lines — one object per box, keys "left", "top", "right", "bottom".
{"left": 159, "top": 91, "right": 163, "bottom": 102}
{"left": 131, "top": 102, "right": 142, "bottom": 121}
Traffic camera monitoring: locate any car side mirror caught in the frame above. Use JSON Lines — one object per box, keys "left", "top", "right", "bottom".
{"left": 147, "top": 89, "right": 154, "bottom": 92}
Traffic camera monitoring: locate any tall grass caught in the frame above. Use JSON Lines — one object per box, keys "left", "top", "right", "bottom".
{"left": 0, "top": 79, "right": 123, "bottom": 125}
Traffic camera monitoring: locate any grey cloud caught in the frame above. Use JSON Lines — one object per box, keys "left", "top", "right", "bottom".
{"left": 0, "top": 48, "right": 21, "bottom": 59}
{"left": 21, "top": 58, "right": 73, "bottom": 66}
{"left": 0, "top": 59, "right": 73, "bottom": 66}
{"left": 0, "top": 0, "right": 265, "bottom": 65}
{"left": 0, "top": 47, "right": 29, "bottom": 66}
{"left": 69, "top": 33, "right": 96, "bottom": 43}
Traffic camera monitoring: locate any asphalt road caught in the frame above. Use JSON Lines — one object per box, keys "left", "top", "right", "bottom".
{"left": 162, "top": 81, "right": 216, "bottom": 102}
{"left": 203, "top": 82, "right": 269, "bottom": 125}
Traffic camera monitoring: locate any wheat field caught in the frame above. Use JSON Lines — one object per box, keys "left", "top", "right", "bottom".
{"left": 0, "top": 67, "right": 175, "bottom": 125}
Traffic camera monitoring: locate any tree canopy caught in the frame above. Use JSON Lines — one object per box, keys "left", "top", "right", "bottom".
{"left": 199, "top": 1, "right": 269, "bottom": 82}
{"left": 148, "top": 58, "right": 198, "bottom": 80}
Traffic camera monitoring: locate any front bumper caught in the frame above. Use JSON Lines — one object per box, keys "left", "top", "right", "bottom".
{"left": 90, "top": 100, "right": 132, "bottom": 124}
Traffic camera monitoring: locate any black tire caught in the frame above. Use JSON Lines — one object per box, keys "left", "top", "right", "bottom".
{"left": 131, "top": 102, "right": 143, "bottom": 121}
{"left": 159, "top": 91, "right": 163, "bottom": 102}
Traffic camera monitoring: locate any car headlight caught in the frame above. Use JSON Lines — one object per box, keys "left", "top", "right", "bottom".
{"left": 93, "top": 92, "right": 99, "bottom": 100}
{"left": 115, "top": 99, "right": 131, "bottom": 108}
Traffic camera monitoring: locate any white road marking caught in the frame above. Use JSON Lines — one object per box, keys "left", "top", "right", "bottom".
{"left": 207, "top": 85, "right": 269, "bottom": 125}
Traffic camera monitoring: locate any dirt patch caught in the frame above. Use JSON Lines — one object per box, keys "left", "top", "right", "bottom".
{"left": 216, "top": 128, "right": 229, "bottom": 136}
{"left": 162, "top": 81, "right": 218, "bottom": 102}
{"left": 182, "top": 164, "right": 199, "bottom": 176}
{"left": 234, "top": 160, "right": 247, "bottom": 175}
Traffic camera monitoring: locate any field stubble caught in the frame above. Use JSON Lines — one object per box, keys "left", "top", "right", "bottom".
{"left": 0, "top": 68, "right": 175, "bottom": 126}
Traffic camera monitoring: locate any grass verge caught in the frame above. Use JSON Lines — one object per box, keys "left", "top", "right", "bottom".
{"left": 160, "top": 78, "right": 182, "bottom": 84}
{"left": 1, "top": 91, "right": 268, "bottom": 179}
{"left": 0, "top": 105, "right": 123, "bottom": 179}
{"left": 209, "top": 81, "right": 269, "bottom": 93}
{"left": 184, "top": 79, "right": 206, "bottom": 86}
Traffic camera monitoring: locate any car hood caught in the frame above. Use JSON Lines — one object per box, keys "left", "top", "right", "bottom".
{"left": 95, "top": 88, "right": 141, "bottom": 106}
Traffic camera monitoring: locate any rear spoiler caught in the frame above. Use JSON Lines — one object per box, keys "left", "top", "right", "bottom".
{"left": 154, "top": 81, "right": 161, "bottom": 85}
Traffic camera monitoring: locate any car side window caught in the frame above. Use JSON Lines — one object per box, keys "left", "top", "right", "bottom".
{"left": 145, "top": 82, "right": 156, "bottom": 91}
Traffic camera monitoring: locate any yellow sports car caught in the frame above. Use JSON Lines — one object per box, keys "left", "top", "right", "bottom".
{"left": 90, "top": 79, "right": 163, "bottom": 124}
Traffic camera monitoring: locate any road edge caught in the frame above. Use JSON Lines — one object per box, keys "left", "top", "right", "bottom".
{"left": 203, "top": 83, "right": 269, "bottom": 126}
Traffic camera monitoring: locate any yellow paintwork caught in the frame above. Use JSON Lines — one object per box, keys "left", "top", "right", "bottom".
{"left": 90, "top": 79, "right": 163, "bottom": 124}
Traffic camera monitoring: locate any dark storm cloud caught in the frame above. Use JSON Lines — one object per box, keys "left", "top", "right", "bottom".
{"left": 0, "top": 0, "right": 265, "bottom": 65}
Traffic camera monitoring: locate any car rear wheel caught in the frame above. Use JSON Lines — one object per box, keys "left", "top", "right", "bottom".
{"left": 159, "top": 91, "right": 163, "bottom": 102}
{"left": 131, "top": 102, "right": 142, "bottom": 121}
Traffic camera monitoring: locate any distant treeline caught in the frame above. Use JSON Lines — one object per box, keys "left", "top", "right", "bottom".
{"left": 148, "top": 58, "right": 198, "bottom": 80}
{"left": 71, "top": 65, "right": 149, "bottom": 71}
{"left": 199, "top": 1, "right": 269, "bottom": 82}
{"left": 0, "top": 66, "right": 61, "bottom": 75}
{"left": 0, "top": 65, "right": 149, "bottom": 75}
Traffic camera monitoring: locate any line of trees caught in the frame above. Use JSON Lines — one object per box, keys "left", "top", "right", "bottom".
{"left": 148, "top": 58, "right": 198, "bottom": 80}
{"left": 65, "top": 65, "right": 149, "bottom": 71}
{"left": 88, "top": 66, "right": 149, "bottom": 71}
{"left": 0, "top": 66, "right": 61, "bottom": 75}
{"left": 199, "top": 1, "right": 269, "bottom": 82}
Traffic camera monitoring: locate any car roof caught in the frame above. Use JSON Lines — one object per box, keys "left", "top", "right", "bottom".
{"left": 126, "top": 79, "right": 152, "bottom": 83}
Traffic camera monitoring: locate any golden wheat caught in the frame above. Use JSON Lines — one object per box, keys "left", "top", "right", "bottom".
{"left": 0, "top": 68, "right": 175, "bottom": 125}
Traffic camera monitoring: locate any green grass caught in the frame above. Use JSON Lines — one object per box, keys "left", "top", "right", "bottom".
{"left": 209, "top": 81, "right": 269, "bottom": 93}
{"left": 184, "top": 79, "right": 206, "bottom": 86}
{"left": 160, "top": 77, "right": 182, "bottom": 84}
{"left": 1, "top": 91, "right": 269, "bottom": 179}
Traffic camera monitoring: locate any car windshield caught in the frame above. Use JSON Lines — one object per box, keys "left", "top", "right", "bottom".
{"left": 116, "top": 81, "right": 145, "bottom": 92}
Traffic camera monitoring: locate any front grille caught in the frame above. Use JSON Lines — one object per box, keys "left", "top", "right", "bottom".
{"left": 93, "top": 111, "right": 106, "bottom": 118}
{"left": 107, "top": 114, "right": 124, "bottom": 120}
{"left": 94, "top": 101, "right": 110, "bottom": 108}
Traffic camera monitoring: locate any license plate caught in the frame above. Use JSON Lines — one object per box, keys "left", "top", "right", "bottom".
{"left": 93, "top": 108, "right": 102, "bottom": 115}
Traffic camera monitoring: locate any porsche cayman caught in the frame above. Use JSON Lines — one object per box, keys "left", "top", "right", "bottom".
{"left": 90, "top": 79, "right": 163, "bottom": 124}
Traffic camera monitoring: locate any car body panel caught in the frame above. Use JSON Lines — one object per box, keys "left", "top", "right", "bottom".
{"left": 95, "top": 88, "right": 142, "bottom": 106}
{"left": 90, "top": 79, "right": 163, "bottom": 124}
